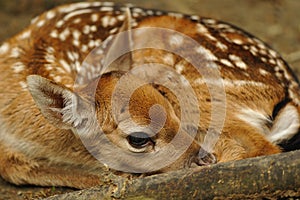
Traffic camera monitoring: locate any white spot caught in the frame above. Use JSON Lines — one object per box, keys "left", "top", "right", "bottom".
{"left": 206, "top": 34, "right": 217, "bottom": 42}
{"left": 100, "top": 6, "right": 114, "bottom": 12}
{"left": 45, "top": 64, "right": 53, "bottom": 71}
{"left": 190, "top": 15, "right": 200, "bottom": 21}
{"left": 250, "top": 45, "right": 258, "bottom": 53}
{"left": 202, "top": 18, "right": 216, "bottom": 24}
{"left": 102, "top": 2, "right": 114, "bottom": 6}
{"left": 175, "top": 63, "right": 185, "bottom": 74}
{"left": 132, "top": 8, "right": 144, "bottom": 14}
{"left": 81, "top": 45, "right": 88, "bottom": 52}
{"left": 235, "top": 60, "right": 247, "bottom": 70}
{"left": 259, "top": 68, "right": 269, "bottom": 76}
{"left": 50, "top": 30, "right": 59, "bottom": 38}
{"left": 193, "top": 78, "right": 265, "bottom": 88}
{"left": 91, "top": 13, "right": 99, "bottom": 22}
{"left": 216, "top": 23, "right": 231, "bottom": 29}
{"left": 246, "top": 37, "right": 255, "bottom": 44}
{"left": 37, "top": 20, "right": 45, "bottom": 27}
{"left": 75, "top": 60, "right": 81, "bottom": 72}
{"left": 261, "top": 57, "right": 267, "bottom": 63}
{"left": 155, "top": 11, "right": 163, "bottom": 15}
{"left": 73, "top": 18, "right": 82, "bottom": 24}
{"left": 9, "top": 47, "right": 22, "bottom": 58}
{"left": 220, "top": 59, "right": 234, "bottom": 67}
{"left": 56, "top": 67, "right": 66, "bottom": 74}
{"left": 109, "top": 27, "right": 118, "bottom": 34}
{"left": 269, "top": 58, "right": 276, "bottom": 65}
{"left": 95, "top": 39, "right": 102, "bottom": 47}
{"left": 88, "top": 40, "right": 96, "bottom": 48}
{"left": 67, "top": 51, "right": 78, "bottom": 62}
{"left": 216, "top": 41, "right": 228, "bottom": 51}
{"left": 30, "top": 16, "right": 39, "bottom": 24}
{"left": 64, "top": 9, "right": 94, "bottom": 21}
{"left": 59, "top": 59, "right": 71, "bottom": 73}
{"left": 0, "top": 43, "right": 10, "bottom": 54}
{"left": 90, "top": 25, "right": 97, "bottom": 32}
{"left": 243, "top": 45, "right": 249, "bottom": 50}
{"left": 19, "top": 30, "right": 31, "bottom": 40}
{"left": 132, "top": 12, "right": 140, "bottom": 18}
{"left": 44, "top": 53, "right": 56, "bottom": 63}
{"left": 117, "top": 15, "right": 125, "bottom": 21}
{"left": 169, "top": 34, "right": 184, "bottom": 46}
{"left": 12, "top": 62, "right": 25, "bottom": 73}
{"left": 196, "top": 23, "right": 209, "bottom": 34}
{"left": 229, "top": 54, "right": 247, "bottom": 69}
{"left": 268, "top": 49, "right": 278, "bottom": 58}
{"left": 73, "top": 39, "right": 80, "bottom": 47}
{"left": 90, "top": 1, "right": 103, "bottom": 7}
{"left": 132, "top": 21, "right": 138, "bottom": 27}
{"left": 19, "top": 81, "right": 28, "bottom": 90}
{"left": 275, "top": 72, "right": 282, "bottom": 78}
{"left": 193, "top": 78, "right": 204, "bottom": 85}
{"left": 163, "top": 54, "right": 175, "bottom": 66}
{"left": 72, "top": 29, "right": 81, "bottom": 39}
{"left": 46, "top": 46, "right": 55, "bottom": 53}
{"left": 83, "top": 25, "right": 91, "bottom": 34}
{"left": 59, "top": 2, "right": 94, "bottom": 13}
{"left": 232, "top": 38, "right": 243, "bottom": 45}
{"left": 258, "top": 43, "right": 266, "bottom": 50}
{"left": 224, "top": 80, "right": 266, "bottom": 87}
{"left": 59, "top": 28, "right": 71, "bottom": 41}
{"left": 96, "top": 48, "right": 104, "bottom": 55}
{"left": 259, "top": 48, "right": 267, "bottom": 55}
{"left": 53, "top": 76, "right": 62, "bottom": 83}
{"left": 46, "top": 10, "right": 56, "bottom": 19}
{"left": 101, "top": 16, "right": 117, "bottom": 27}
{"left": 146, "top": 10, "right": 154, "bottom": 16}
{"left": 56, "top": 20, "right": 64, "bottom": 28}
{"left": 195, "top": 46, "right": 218, "bottom": 61}
{"left": 167, "top": 12, "right": 184, "bottom": 18}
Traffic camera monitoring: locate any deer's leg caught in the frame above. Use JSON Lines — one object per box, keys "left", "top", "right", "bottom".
{"left": 213, "top": 125, "right": 281, "bottom": 163}
{"left": 0, "top": 146, "right": 101, "bottom": 189}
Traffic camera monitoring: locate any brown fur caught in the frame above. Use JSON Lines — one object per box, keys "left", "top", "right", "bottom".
{"left": 0, "top": 3, "right": 299, "bottom": 189}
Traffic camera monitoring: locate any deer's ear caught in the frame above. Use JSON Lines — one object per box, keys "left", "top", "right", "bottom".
{"left": 27, "top": 75, "right": 94, "bottom": 130}
{"left": 103, "top": 7, "right": 133, "bottom": 74}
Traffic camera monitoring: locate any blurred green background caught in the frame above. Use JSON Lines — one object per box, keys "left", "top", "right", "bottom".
{"left": 0, "top": 0, "right": 299, "bottom": 77}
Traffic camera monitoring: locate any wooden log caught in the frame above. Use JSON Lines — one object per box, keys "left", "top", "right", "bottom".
{"left": 46, "top": 150, "right": 300, "bottom": 200}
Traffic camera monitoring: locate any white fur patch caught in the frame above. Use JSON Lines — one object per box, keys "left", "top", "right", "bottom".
{"left": 237, "top": 107, "right": 271, "bottom": 135}
{"left": 268, "top": 104, "right": 300, "bottom": 143}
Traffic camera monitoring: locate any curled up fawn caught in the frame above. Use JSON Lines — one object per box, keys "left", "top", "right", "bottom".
{"left": 0, "top": 2, "right": 299, "bottom": 189}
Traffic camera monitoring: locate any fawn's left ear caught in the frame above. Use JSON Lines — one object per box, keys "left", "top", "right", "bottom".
{"left": 27, "top": 75, "right": 95, "bottom": 131}
{"left": 102, "top": 7, "right": 133, "bottom": 74}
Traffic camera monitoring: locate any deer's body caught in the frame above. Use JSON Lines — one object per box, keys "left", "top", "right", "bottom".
{"left": 0, "top": 2, "right": 299, "bottom": 189}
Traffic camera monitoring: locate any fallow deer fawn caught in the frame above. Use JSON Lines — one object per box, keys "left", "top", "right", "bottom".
{"left": 0, "top": 2, "right": 299, "bottom": 189}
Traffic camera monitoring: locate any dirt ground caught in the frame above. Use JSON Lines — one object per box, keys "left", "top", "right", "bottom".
{"left": 0, "top": 0, "right": 299, "bottom": 199}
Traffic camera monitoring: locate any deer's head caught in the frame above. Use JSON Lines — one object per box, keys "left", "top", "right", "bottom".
{"left": 26, "top": 9, "right": 207, "bottom": 173}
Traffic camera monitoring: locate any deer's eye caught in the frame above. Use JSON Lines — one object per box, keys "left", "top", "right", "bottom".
{"left": 127, "top": 132, "right": 152, "bottom": 149}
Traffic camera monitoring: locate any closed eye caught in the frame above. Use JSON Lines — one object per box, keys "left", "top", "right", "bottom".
{"left": 127, "top": 132, "right": 154, "bottom": 149}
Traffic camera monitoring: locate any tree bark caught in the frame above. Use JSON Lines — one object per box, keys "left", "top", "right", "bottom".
{"left": 46, "top": 150, "right": 300, "bottom": 200}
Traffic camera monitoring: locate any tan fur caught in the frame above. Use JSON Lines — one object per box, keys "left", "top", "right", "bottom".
{"left": 0, "top": 2, "right": 299, "bottom": 189}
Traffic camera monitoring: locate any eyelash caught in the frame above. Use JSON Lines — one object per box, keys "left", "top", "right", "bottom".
{"left": 127, "top": 132, "right": 154, "bottom": 149}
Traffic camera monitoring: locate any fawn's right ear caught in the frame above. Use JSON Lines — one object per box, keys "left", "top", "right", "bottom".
{"left": 27, "top": 75, "right": 95, "bottom": 130}
{"left": 102, "top": 7, "right": 133, "bottom": 74}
